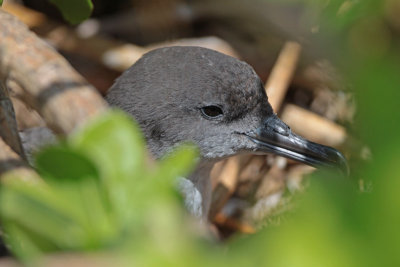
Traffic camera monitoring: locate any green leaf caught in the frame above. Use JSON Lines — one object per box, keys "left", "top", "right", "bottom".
{"left": 1, "top": 155, "right": 117, "bottom": 256}
{"left": 34, "top": 146, "right": 119, "bottom": 247}
{"left": 132, "top": 144, "right": 198, "bottom": 213}
{"left": 48, "top": 0, "right": 93, "bottom": 24}
{"left": 35, "top": 146, "right": 99, "bottom": 183}
{"left": 70, "top": 110, "right": 146, "bottom": 224}
{"left": 2, "top": 222, "right": 45, "bottom": 261}
{"left": 0, "top": 179, "right": 89, "bottom": 252}
{"left": 157, "top": 144, "right": 199, "bottom": 184}
{"left": 0, "top": 0, "right": 3, "bottom": 7}
{"left": 70, "top": 110, "right": 145, "bottom": 181}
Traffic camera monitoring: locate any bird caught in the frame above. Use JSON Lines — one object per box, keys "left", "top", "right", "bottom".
{"left": 105, "top": 46, "right": 347, "bottom": 220}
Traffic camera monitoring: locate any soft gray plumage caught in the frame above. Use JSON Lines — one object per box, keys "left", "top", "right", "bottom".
{"left": 106, "top": 46, "right": 272, "bottom": 159}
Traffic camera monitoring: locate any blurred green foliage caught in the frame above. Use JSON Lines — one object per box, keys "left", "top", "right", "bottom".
{"left": 249, "top": 0, "right": 400, "bottom": 266}
{"left": 1, "top": 0, "right": 400, "bottom": 266}
{"left": 0, "top": 111, "right": 200, "bottom": 263}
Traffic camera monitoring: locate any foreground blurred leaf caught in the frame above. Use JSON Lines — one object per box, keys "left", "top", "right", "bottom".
{"left": 0, "top": 111, "right": 198, "bottom": 261}
{"left": 156, "top": 144, "right": 199, "bottom": 190}
{"left": 48, "top": 0, "right": 93, "bottom": 24}
{"left": 70, "top": 110, "right": 147, "bottom": 226}
{"left": 70, "top": 110, "right": 145, "bottom": 183}
{"left": 35, "top": 146, "right": 117, "bottom": 249}
{"left": 35, "top": 146, "right": 99, "bottom": 182}
{"left": 0, "top": 179, "right": 89, "bottom": 256}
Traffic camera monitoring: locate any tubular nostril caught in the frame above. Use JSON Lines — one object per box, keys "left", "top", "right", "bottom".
{"left": 273, "top": 122, "right": 290, "bottom": 136}
{"left": 265, "top": 115, "right": 291, "bottom": 136}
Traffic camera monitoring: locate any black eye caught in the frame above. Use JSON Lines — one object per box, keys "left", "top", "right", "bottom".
{"left": 200, "top": 105, "right": 224, "bottom": 119}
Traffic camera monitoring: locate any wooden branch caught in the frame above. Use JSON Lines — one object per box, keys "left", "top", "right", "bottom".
{"left": 265, "top": 41, "right": 301, "bottom": 112}
{"left": 10, "top": 95, "right": 45, "bottom": 130}
{"left": 0, "top": 10, "right": 107, "bottom": 135}
{"left": 0, "top": 81, "right": 26, "bottom": 159}
{"left": 281, "top": 104, "right": 347, "bottom": 147}
{"left": 7, "top": 77, "right": 46, "bottom": 130}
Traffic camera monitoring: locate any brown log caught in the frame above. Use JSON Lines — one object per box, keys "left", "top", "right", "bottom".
{"left": 265, "top": 41, "right": 302, "bottom": 112}
{"left": 0, "top": 10, "right": 107, "bottom": 135}
{"left": 281, "top": 103, "right": 347, "bottom": 147}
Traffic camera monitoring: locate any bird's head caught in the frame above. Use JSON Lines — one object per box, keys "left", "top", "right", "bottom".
{"left": 106, "top": 46, "right": 347, "bottom": 174}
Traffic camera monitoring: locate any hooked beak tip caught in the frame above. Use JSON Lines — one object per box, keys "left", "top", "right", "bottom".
{"left": 330, "top": 148, "right": 349, "bottom": 176}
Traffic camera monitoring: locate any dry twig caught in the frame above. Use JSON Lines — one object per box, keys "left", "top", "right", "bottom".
{"left": 265, "top": 41, "right": 301, "bottom": 112}
{"left": 209, "top": 156, "right": 247, "bottom": 220}
{"left": 281, "top": 104, "right": 346, "bottom": 146}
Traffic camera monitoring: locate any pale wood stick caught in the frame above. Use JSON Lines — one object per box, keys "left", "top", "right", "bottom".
{"left": 281, "top": 104, "right": 347, "bottom": 147}
{"left": 209, "top": 155, "right": 247, "bottom": 220}
{"left": 265, "top": 41, "right": 302, "bottom": 112}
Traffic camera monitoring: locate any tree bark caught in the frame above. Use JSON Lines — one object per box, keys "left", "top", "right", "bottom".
{"left": 0, "top": 81, "right": 25, "bottom": 159}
